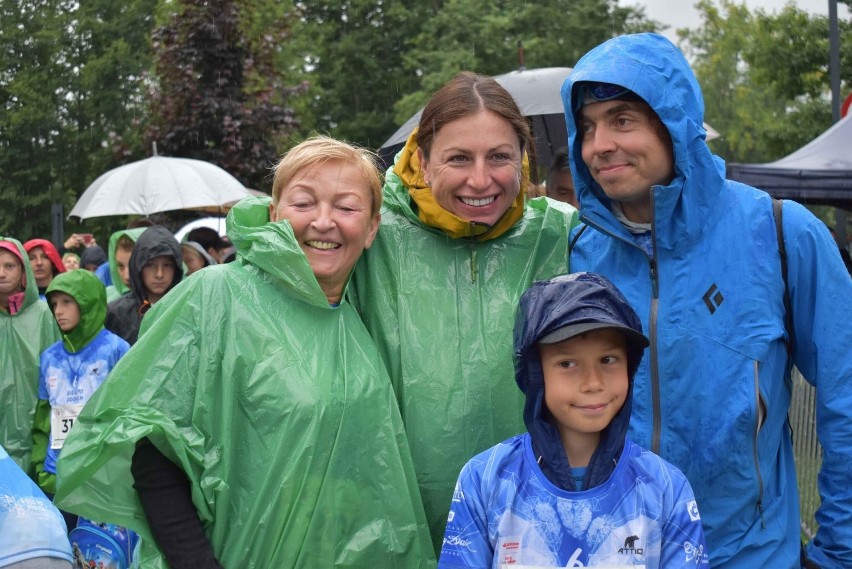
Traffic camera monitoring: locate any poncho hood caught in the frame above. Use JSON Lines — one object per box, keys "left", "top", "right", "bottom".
{"left": 514, "top": 272, "right": 647, "bottom": 491}
{"left": 182, "top": 241, "right": 217, "bottom": 267}
{"left": 107, "top": 228, "right": 147, "bottom": 297}
{"left": 227, "top": 196, "right": 340, "bottom": 308}
{"left": 561, "top": 32, "right": 728, "bottom": 250}
{"left": 1, "top": 237, "right": 38, "bottom": 313}
{"left": 128, "top": 226, "right": 183, "bottom": 306}
{"left": 46, "top": 269, "right": 107, "bottom": 353}
{"left": 23, "top": 239, "right": 66, "bottom": 279}
{"left": 79, "top": 245, "right": 107, "bottom": 269}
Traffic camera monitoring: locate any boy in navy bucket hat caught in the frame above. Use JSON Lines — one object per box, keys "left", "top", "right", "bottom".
{"left": 438, "top": 273, "right": 708, "bottom": 568}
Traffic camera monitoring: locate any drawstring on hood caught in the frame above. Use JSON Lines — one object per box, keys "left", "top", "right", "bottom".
{"left": 514, "top": 273, "right": 648, "bottom": 491}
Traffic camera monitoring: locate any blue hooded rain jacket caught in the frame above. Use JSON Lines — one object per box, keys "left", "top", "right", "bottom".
{"left": 564, "top": 33, "right": 852, "bottom": 569}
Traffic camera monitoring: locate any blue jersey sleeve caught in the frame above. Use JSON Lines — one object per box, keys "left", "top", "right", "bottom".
{"left": 439, "top": 462, "right": 493, "bottom": 568}
{"left": 660, "top": 475, "right": 709, "bottom": 567}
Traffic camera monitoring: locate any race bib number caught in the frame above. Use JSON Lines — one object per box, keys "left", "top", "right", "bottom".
{"left": 50, "top": 403, "right": 85, "bottom": 449}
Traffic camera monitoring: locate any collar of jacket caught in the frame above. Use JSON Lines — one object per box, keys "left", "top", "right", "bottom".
{"left": 392, "top": 130, "right": 526, "bottom": 241}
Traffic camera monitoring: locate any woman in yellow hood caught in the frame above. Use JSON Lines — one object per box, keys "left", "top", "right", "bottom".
{"left": 351, "top": 71, "right": 578, "bottom": 551}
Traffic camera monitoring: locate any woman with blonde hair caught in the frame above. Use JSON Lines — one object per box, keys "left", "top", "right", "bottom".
{"left": 55, "top": 137, "right": 434, "bottom": 568}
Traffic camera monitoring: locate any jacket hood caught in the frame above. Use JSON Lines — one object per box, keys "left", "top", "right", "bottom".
{"left": 23, "top": 238, "right": 66, "bottom": 277}
{"left": 108, "top": 227, "right": 148, "bottom": 297}
{"left": 391, "top": 130, "right": 526, "bottom": 241}
{"left": 128, "top": 226, "right": 183, "bottom": 305}
{"left": 182, "top": 241, "right": 217, "bottom": 267}
{"left": 226, "top": 196, "right": 337, "bottom": 308}
{"left": 80, "top": 244, "right": 108, "bottom": 268}
{"left": 46, "top": 269, "right": 106, "bottom": 352}
{"left": 0, "top": 237, "right": 38, "bottom": 314}
{"left": 561, "top": 33, "right": 728, "bottom": 249}
{"left": 514, "top": 272, "right": 647, "bottom": 490}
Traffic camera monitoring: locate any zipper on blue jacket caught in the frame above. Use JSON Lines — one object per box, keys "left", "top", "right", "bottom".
{"left": 579, "top": 210, "right": 661, "bottom": 452}
{"left": 649, "top": 197, "right": 660, "bottom": 454}
{"left": 752, "top": 360, "right": 766, "bottom": 528}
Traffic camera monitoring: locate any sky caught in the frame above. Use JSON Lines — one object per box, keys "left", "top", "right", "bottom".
{"left": 624, "top": 0, "right": 850, "bottom": 41}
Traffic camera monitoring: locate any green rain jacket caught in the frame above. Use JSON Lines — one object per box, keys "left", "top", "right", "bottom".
{"left": 350, "top": 140, "right": 577, "bottom": 548}
{"left": 55, "top": 197, "right": 435, "bottom": 568}
{"left": 104, "top": 227, "right": 147, "bottom": 302}
{"left": 0, "top": 236, "right": 60, "bottom": 475}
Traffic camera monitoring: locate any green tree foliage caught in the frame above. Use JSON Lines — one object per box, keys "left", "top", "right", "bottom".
{"left": 0, "top": 0, "right": 156, "bottom": 239}
{"left": 285, "top": 1, "right": 433, "bottom": 149}
{"left": 288, "top": 0, "right": 656, "bottom": 149}
{"left": 393, "top": 0, "right": 655, "bottom": 125}
{"left": 146, "top": 0, "right": 303, "bottom": 191}
{"left": 681, "top": 0, "right": 851, "bottom": 163}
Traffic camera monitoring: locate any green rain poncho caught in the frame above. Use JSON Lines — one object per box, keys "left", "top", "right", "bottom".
{"left": 55, "top": 197, "right": 435, "bottom": 568}
{"left": 350, "top": 138, "right": 577, "bottom": 548}
{"left": 0, "top": 236, "right": 60, "bottom": 475}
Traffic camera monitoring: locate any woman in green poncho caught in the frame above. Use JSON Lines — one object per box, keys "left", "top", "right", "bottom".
{"left": 55, "top": 137, "right": 435, "bottom": 568}
{"left": 351, "top": 72, "right": 578, "bottom": 550}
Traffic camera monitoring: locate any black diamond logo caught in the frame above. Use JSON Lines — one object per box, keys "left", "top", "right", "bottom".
{"left": 702, "top": 284, "right": 724, "bottom": 314}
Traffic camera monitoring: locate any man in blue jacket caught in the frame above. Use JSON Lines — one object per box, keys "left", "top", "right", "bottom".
{"left": 563, "top": 33, "right": 852, "bottom": 569}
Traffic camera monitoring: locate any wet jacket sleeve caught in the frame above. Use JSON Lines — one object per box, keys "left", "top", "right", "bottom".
{"left": 786, "top": 201, "right": 852, "bottom": 569}
{"left": 32, "top": 398, "right": 53, "bottom": 494}
{"left": 131, "top": 439, "right": 223, "bottom": 569}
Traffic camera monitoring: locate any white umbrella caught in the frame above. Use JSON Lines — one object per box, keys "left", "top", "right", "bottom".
{"left": 174, "top": 216, "right": 227, "bottom": 242}
{"left": 69, "top": 154, "right": 252, "bottom": 220}
{"left": 379, "top": 67, "right": 720, "bottom": 172}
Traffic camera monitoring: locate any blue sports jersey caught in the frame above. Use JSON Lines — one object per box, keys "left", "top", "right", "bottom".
{"left": 439, "top": 434, "right": 709, "bottom": 568}
{"left": 39, "top": 328, "right": 129, "bottom": 474}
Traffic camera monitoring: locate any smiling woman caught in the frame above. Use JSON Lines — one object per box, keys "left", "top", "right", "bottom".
{"left": 351, "top": 71, "right": 579, "bottom": 551}
{"left": 269, "top": 139, "right": 381, "bottom": 304}
{"left": 53, "top": 137, "right": 434, "bottom": 568}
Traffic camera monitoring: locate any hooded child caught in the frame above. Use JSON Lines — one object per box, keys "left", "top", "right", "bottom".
{"left": 105, "top": 226, "right": 183, "bottom": 345}
{"left": 0, "top": 237, "right": 61, "bottom": 474}
{"left": 32, "top": 269, "right": 130, "bottom": 496}
{"left": 181, "top": 241, "right": 217, "bottom": 276}
{"left": 23, "top": 238, "right": 66, "bottom": 300}
{"left": 103, "top": 228, "right": 147, "bottom": 302}
{"left": 439, "top": 273, "right": 708, "bottom": 568}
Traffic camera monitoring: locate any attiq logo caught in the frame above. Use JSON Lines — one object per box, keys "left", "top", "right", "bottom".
{"left": 618, "top": 534, "right": 644, "bottom": 555}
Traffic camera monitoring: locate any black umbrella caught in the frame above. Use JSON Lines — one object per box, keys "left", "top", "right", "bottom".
{"left": 379, "top": 67, "right": 720, "bottom": 181}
